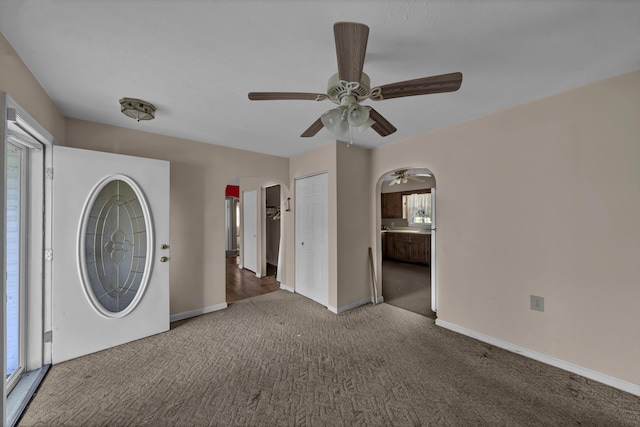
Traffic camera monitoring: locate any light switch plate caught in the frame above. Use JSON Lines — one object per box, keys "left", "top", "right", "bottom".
{"left": 530, "top": 295, "right": 544, "bottom": 312}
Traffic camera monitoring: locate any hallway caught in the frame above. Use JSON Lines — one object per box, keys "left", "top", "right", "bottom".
{"left": 226, "top": 256, "right": 279, "bottom": 302}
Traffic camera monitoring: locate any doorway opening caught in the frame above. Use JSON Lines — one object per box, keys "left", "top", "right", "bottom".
{"left": 264, "top": 184, "right": 281, "bottom": 280}
{"left": 225, "top": 181, "right": 281, "bottom": 303}
{"left": 379, "top": 168, "right": 436, "bottom": 318}
{"left": 224, "top": 184, "right": 240, "bottom": 258}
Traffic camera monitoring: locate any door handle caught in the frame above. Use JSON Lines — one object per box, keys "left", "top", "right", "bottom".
{"left": 160, "top": 256, "right": 170, "bottom": 263}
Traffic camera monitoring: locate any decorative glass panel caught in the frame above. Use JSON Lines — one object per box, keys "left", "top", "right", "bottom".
{"left": 83, "top": 179, "right": 148, "bottom": 314}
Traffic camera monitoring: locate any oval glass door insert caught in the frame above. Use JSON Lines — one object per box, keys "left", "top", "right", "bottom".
{"left": 79, "top": 176, "right": 153, "bottom": 317}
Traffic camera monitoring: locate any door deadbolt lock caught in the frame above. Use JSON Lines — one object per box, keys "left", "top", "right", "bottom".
{"left": 161, "top": 244, "right": 170, "bottom": 250}
{"left": 160, "top": 256, "right": 170, "bottom": 263}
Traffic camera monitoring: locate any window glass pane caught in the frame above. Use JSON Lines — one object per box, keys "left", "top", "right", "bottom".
{"left": 5, "top": 144, "right": 21, "bottom": 379}
{"left": 406, "top": 193, "right": 432, "bottom": 226}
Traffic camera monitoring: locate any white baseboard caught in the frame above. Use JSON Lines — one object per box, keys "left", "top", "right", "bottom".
{"left": 170, "top": 303, "right": 228, "bottom": 322}
{"left": 436, "top": 319, "right": 640, "bottom": 397}
{"left": 329, "top": 296, "right": 384, "bottom": 314}
{"left": 280, "top": 283, "right": 294, "bottom": 293}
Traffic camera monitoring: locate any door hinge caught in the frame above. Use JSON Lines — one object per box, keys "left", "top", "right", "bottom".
{"left": 45, "top": 248, "right": 53, "bottom": 261}
{"left": 46, "top": 168, "right": 54, "bottom": 179}
{"left": 44, "top": 331, "right": 53, "bottom": 343}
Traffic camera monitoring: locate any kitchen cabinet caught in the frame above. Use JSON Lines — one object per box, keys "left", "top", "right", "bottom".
{"left": 382, "top": 232, "right": 395, "bottom": 260}
{"left": 394, "top": 233, "right": 411, "bottom": 260}
{"left": 409, "top": 234, "right": 427, "bottom": 264}
{"left": 381, "top": 192, "right": 403, "bottom": 218}
{"left": 383, "top": 232, "right": 430, "bottom": 264}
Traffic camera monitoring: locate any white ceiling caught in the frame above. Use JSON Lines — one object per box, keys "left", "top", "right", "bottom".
{"left": 1, "top": 1, "right": 639, "bottom": 158}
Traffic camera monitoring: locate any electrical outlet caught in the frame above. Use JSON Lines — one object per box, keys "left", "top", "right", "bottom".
{"left": 530, "top": 295, "right": 544, "bottom": 312}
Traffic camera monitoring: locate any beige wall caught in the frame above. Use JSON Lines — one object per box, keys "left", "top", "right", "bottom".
{"left": 371, "top": 70, "right": 640, "bottom": 386}
{"left": 336, "top": 142, "right": 373, "bottom": 308}
{"left": 0, "top": 32, "right": 65, "bottom": 142}
{"left": 64, "top": 118, "right": 289, "bottom": 315}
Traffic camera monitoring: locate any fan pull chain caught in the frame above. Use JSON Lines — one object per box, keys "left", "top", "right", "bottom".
{"left": 348, "top": 123, "right": 353, "bottom": 147}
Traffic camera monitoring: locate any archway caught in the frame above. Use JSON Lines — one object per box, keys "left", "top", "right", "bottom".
{"left": 378, "top": 167, "right": 437, "bottom": 318}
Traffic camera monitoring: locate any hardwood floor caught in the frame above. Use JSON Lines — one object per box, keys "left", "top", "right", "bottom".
{"left": 226, "top": 256, "right": 280, "bottom": 303}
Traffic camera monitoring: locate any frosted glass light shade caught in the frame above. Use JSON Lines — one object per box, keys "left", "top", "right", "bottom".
{"left": 347, "top": 104, "right": 370, "bottom": 127}
{"left": 119, "top": 98, "right": 155, "bottom": 122}
{"left": 321, "top": 103, "right": 374, "bottom": 140}
{"left": 321, "top": 107, "right": 349, "bottom": 139}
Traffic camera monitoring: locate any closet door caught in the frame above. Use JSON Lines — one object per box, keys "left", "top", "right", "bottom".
{"left": 295, "top": 173, "right": 328, "bottom": 307}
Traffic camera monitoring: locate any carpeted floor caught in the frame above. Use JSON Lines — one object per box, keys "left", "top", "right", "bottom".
{"left": 19, "top": 291, "right": 640, "bottom": 426}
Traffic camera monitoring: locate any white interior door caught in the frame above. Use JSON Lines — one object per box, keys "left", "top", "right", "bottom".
{"left": 295, "top": 173, "right": 328, "bottom": 307}
{"left": 242, "top": 190, "right": 257, "bottom": 273}
{"left": 52, "top": 146, "right": 170, "bottom": 363}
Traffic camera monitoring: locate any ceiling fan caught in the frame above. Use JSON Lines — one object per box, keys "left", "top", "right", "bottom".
{"left": 248, "top": 22, "right": 462, "bottom": 141}
{"left": 388, "top": 170, "right": 432, "bottom": 186}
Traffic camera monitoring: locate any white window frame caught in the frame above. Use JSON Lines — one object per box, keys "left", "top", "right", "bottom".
{"left": 2, "top": 92, "right": 55, "bottom": 424}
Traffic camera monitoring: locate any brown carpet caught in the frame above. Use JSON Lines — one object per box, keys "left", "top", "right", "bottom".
{"left": 19, "top": 291, "right": 640, "bottom": 426}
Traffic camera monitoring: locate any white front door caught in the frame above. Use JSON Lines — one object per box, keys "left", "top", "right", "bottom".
{"left": 242, "top": 189, "right": 257, "bottom": 274}
{"left": 295, "top": 173, "right": 328, "bottom": 307}
{"left": 52, "top": 146, "right": 170, "bottom": 363}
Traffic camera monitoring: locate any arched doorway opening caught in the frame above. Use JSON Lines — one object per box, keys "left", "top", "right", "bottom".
{"left": 379, "top": 168, "right": 437, "bottom": 318}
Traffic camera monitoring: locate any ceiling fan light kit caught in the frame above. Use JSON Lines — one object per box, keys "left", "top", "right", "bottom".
{"left": 119, "top": 97, "right": 156, "bottom": 122}
{"left": 320, "top": 97, "right": 373, "bottom": 141}
{"left": 248, "top": 22, "right": 462, "bottom": 143}
{"left": 388, "top": 170, "right": 432, "bottom": 186}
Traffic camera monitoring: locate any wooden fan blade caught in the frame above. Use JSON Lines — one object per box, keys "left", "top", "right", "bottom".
{"left": 248, "top": 92, "right": 328, "bottom": 101}
{"left": 368, "top": 108, "right": 397, "bottom": 137}
{"left": 300, "top": 118, "right": 324, "bottom": 137}
{"left": 334, "top": 22, "right": 369, "bottom": 83}
{"left": 370, "top": 72, "right": 462, "bottom": 101}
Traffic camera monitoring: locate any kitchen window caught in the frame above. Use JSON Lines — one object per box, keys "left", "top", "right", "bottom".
{"left": 402, "top": 193, "right": 432, "bottom": 226}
